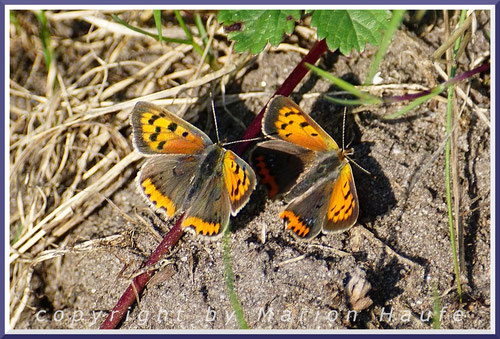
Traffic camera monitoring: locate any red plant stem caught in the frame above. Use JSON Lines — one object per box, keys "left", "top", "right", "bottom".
{"left": 445, "top": 62, "right": 489, "bottom": 84}
{"left": 231, "top": 38, "right": 328, "bottom": 155}
{"left": 100, "top": 38, "right": 329, "bottom": 330}
{"left": 384, "top": 62, "right": 490, "bottom": 104}
{"left": 100, "top": 220, "right": 184, "bottom": 329}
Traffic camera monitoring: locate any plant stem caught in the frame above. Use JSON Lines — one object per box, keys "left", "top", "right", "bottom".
{"left": 223, "top": 231, "right": 249, "bottom": 329}
{"left": 112, "top": 14, "right": 188, "bottom": 44}
{"left": 445, "top": 86, "right": 462, "bottom": 302}
{"left": 100, "top": 220, "right": 184, "bottom": 329}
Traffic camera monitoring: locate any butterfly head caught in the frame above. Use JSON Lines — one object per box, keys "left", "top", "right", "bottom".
{"left": 339, "top": 147, "right": 354, "bottom": 162}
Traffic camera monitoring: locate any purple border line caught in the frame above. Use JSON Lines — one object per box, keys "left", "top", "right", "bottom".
{"left": 1, "top": 1, "right": 500, "bottom": 5}
{"left": 2, "top": 2, "right": 7, "bottom": 336}
{"left": 3, "top": 3, "right": 497, "bottom": 337}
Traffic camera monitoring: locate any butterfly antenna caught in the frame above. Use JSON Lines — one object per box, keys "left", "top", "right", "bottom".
{"left": 346, "top": 155, "right": 372, "bottom": 176}
{"left": 210, "top": 93, "right": 221, "bottom": 144}
{"left": 222, "top": 136, "right": 267, "bottom": 147}
{"left": 342, "top": 106, "right": 347, "bottom": 151}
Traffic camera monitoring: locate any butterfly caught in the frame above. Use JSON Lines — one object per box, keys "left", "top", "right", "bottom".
{"left": 131, "top": 101, "right": 256, "bottom": 239}
{"left": 251, "top": 95, "right": 359, "bottom": 240}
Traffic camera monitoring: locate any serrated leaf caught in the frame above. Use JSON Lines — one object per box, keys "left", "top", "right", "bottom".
{"left": 218, "top": 10, "right": 302, "bottom": 54}
{"left": 310, "top": 10, "right": 392, "bottom": 55}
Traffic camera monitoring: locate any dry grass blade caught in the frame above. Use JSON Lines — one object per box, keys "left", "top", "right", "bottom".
{"left": 10, "top": 151, "right": 142, "bottom": 262}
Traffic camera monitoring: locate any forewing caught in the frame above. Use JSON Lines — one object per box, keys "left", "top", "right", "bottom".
{"left": 262, "top": 96, "right": 339, "bottom": 152}
{"left": 131, "top": 101, "right": 212, "bottom": 155}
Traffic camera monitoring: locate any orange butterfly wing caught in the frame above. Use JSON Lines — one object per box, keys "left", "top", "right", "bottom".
{"left": 262, "top": 95, "right": 339, "bottom": 152}
{"left": 324, "top": 163, "right": 359, "bottom": 232}
{"left": 223, "top": 150, "right": 257, "bottom": 215}
{"left": 181, "top": 148, "right": 256, "bottom": 238}
{"left": 131, "top": 101, "right": 212, "bottom": 155}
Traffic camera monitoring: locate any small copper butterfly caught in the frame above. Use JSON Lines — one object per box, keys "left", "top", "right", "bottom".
{"left": 251, "top": 96, "right": 359, "bottom": 240}
{"left": 131, "top": 102, "right": 256, "bottom": 239}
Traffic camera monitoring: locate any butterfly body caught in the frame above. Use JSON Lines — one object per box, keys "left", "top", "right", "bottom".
{"left": 252, "top": 96, "right": 359, "bottom": 240}
{"left": 131, "top": 102, "right": 256, "bottom": 239}
{"left": 284, "top": 150, "right": 345, "bottom": 202}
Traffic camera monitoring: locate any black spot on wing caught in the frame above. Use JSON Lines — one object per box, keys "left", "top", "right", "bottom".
{"left": 168, "top": 122, "right": 178, "bottom": 132}
{"left": 148, "top": 115, "right": 159, "bottom": 125}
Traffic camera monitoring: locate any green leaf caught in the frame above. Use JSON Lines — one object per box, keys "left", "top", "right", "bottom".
{"left": 218, "top": 10, "right": 302, "bottom": 54}
{"left": 310, "top": 10, "right": 392, "bottom": 55}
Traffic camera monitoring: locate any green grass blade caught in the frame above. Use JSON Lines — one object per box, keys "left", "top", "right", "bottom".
{"left": 383, "top": 87, "right": 443, "bottom": 119}
{"left": 432, "top": 283, "right": 441, "bottom": 329}
{"left": 11, "top": 223, "right": 24, "bottom": 245}
{"left": 306, "top": 63, "right": 381, "bottom": 104}
{"left": 364, "top": 10, "right": 405, "bottom": 85}
{"left": 175, "top": 10, "right": 193, "bottom": 41}
{"left": 10, "top": 10, "right": 20, "bottom": 30}
{"left": 153, "top": 10, "right": 163, "bottom": 43}
{"left": 34, "top": 10, "right": 52, "bottom": 70}
{"left": 194, "top": 13, "right": 220, "bottom": 70}
{"left": 112, "top": 14, "right": 188, "bottom": 44}
{"left": 324, "top": 96, "right": 374, "bottom": 106}
{"left": 223, "top": 228, "right": 249, "bottom": 329}
{"left": 173, "top": 10, "right": 205, "bottom": 59}
{"left": 445, "top": 85, "right": 462, "bottom": 302}
{"left": 194, "top": 13, "right": 208, "bottom": 46}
